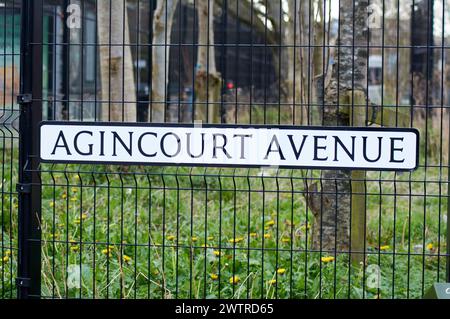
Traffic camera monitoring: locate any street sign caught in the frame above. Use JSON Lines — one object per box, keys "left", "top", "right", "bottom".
{"left": 424, "top": 283, "right": 450, "bottom": 299}
{"left": 40, "top": 122, "right": 419, "bottom": 171}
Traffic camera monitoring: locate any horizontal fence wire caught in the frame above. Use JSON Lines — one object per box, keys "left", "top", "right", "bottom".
{"left": 2, "top": 0, "right": 450, "bottom": 299}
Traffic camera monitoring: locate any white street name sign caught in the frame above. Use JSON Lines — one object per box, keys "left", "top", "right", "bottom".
{"left": 40, "top": 122, "right": 419, "bottom": 171}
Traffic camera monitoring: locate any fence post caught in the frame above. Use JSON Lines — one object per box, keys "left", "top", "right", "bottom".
{"left": 17, "top": 0, "right": 43, "bottom": 299}
{"left": 350, "top": 91, "right": 367, "bottom": 266}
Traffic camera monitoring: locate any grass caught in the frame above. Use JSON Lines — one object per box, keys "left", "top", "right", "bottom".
{"left": 33, "top": 164, "right": 448, "bottom": 299}
{"left": 0, "top": 118, "right": 449, "bottom": 299}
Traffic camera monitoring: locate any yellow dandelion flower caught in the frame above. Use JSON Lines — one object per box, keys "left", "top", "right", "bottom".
{"left": 277, "top": 268, "right": 286, "bottom": 275}
{"left": 74, "top": 218, "right": 81, "bottom": 225}
{"left": 229, "top": 237, "right": 245, "bottom": 244}
{"left": 62, "top": 193, "right": 67, "bottom": 200}
{"left": 213, "top": 250, "right": 221, "bottom": 257}
{"left": 264, "top": 234, "right": 271, "bottom": 239}
{"left": 101, "top": 248, "right": 112, "bottom": 257}
{"left": 264, "top": 226, "right": 270, "bottom": 231}
{"left": 71, "top": 187, "right": 78, "bottom": 193}
{"left": 81, "top": 213, "right": 88, "bottom": 220}
{"left": 191, "top": 237, "right": 198, "bottom": 243}
{"left": 2, "top": 256, "right": 10, "bottom": 263}
{"left": 281, "top": 238, "right": 290, "bottom": 243}
{"left": 70, "top": 246, "right": 79, "bottom": 252}
{"left": 166, "top": 235, "right": 176, "bottom": 241}
{"left": 321, "top": 256, "right": 335, "bottom": 263}
{"left": 266, "top": 220, "right": 275, "bottom": 227}
{"left": 210, "top": 274, "right": 219, "bottom": 281}
{"left": 229, "top": 275, "right": 241, "bottom": 285}
{"left": 249, "top": 233, "right": 258, "bottom": 238}
{"left": 268, "top": 279, "right": 277, "bottom": 285}
{"left": 426, "top": 243, "right": 434, "bottom": 250}
{"left": 123, "top": 255, "right": 132, "bottom": 263}
{"left": 49, "top": 202, "right": 55, "bottom": 208}
{"left": 70, "top": 197, "right": 78, "bottom": 202}
{"left": 5, "top": 250, "right": 12, "bottom": 257}
{"left": 201, "top": 244, "right": 209, "bottom": 248}
{"left": 207, "top": 236, "right": 215, "bottom": 241}
{"left": 380, "top": 245, "right": 390, "bottom": 251}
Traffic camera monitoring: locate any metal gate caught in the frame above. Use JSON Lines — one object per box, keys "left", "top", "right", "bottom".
{"left": 1, "top": 0, "right": 450, "bottom": 299}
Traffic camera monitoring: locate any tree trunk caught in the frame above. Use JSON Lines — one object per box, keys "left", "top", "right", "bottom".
{"left": 309, "top": 0, "right": 369, "bottom": 253}
{"left": 297, "top": 0, "right": 313, "bottom": 125}
{"left": 151, "top": 0, "right": 179, "bottom": 123}
{"left": 97, "top": 0, "right": 136, "bottom": 122}
{"left": 284, "top": 0, "right": 301, "bottom": 124}
{"left": 313, "top": 0, "right": 324, "bottom": 79}
{"left": 194, "top": 0, "right": 221, "bottom": 123}
{"left": 266, "top": 0, "right": 289, "bottom": 107}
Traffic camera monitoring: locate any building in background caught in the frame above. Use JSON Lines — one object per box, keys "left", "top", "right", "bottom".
{"left": 0, "top": 2, "right": 21, "bottom": 134}
{"left": 1, "top": 0, "right": 448, "bottom": 125}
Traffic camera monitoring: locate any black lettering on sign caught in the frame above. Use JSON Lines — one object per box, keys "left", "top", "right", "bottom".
{"left": 74, "top": 131, "right": 93, "bottom": 156}
{"left": 233, "top": 134, "right": 252, "bottom": 160}
{"left": 138, "top": 132, "right": 158, "bottom": 158}
{"left": 161, "top": 133, "right": 181, "bottom": 158}
{"left": 333, "top": 136, "right": 356, "bottom": 162}
{"left": 288, "top": 135, "right": 308, "bottom": 160}
{"left": 99, "top": 131, "right": 105, "bottom": 156}
{"left": 51, "top": 131, "right": 72, "bottom": 155}
{"left": 362, "top": 136, "right": 382, "bottom": 163}
{"left": 265, "top": 135, "right": 286, "bottom": 160}
{"left": 113, "top": 132, "right": 133, "bottom": 156}
{"left": 187, "top": 133, "right": 206, "bottom": 159}
{"left": 213, "top": 134, "right": 231, "bottom": 159}
{"left": 390, "top": 137, "right": 405, "bottom": 163}
{"left": 313, "top": 136, "right": 328, "bottom": 161}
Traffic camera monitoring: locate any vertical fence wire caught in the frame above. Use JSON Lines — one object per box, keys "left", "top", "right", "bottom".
{"left": 0, "top": 0, "right": 449, "bottom": 299}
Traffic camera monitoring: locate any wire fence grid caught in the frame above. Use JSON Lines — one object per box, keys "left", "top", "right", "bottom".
{"left": 1, "top": 0, "right": 450, "bottom": 299}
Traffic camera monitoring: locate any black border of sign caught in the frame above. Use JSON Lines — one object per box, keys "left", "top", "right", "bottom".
{"left": 38, "top": 121, "right": 420, "bottom": 172}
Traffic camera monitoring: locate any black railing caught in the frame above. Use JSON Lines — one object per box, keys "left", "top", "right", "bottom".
{"left": 0, "top": 0, "right": 449, "bottom": 299}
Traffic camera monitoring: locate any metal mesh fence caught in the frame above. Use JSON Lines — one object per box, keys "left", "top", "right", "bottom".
{"left": 0, "top": 0, "right": 20, "bottom": 299}
{"left": 1, "top": 0, "right": 450, "bottom": 299}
